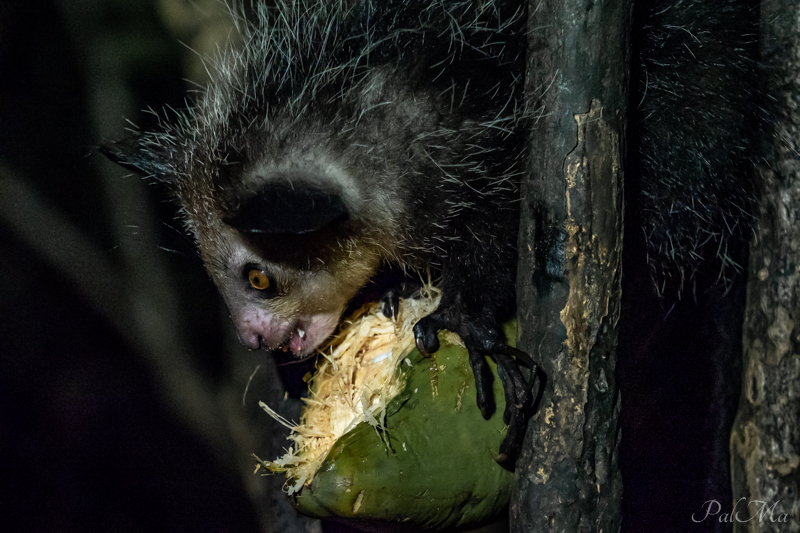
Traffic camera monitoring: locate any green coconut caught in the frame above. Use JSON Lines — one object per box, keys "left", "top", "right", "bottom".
{"left": 256, "top": 288, "right": 515, "bottom": 531}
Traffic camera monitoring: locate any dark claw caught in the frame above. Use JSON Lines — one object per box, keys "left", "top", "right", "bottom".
{"left": 496, "top": 398, "right": 528, "bottom": 470}
{"left": 497, "top": 344, "right": 538, "bottom": 371}
{"left": 413, "top": 316, "right": 441, "bottom": 356}
{"left": 494, "top": 358, "right": 518, "bottom": 426}
{"left": 482, "top": 345, "right": 538, "bottom": 469}
{"left": 467, "top": 348, "right": 495, "bottom": 419}
{"left": 496, "top": 355, "right": 531, "bottom": 419}
{"left": 496, "top": 349, "right": 540, "bottom": 470}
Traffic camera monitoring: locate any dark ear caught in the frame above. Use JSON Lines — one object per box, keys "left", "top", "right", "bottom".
{"left": 225, "top": 181, "right": 349, "bottom": 235}
{"left": 100, "top": 138, "right": 179, "bottom": 182}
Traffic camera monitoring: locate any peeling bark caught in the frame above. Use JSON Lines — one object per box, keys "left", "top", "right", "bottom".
{"left": 730, "top": 1, "right": 800, "bottom": 530}
{"left": 511, "top": 0, "right": 630, "bottom": 530}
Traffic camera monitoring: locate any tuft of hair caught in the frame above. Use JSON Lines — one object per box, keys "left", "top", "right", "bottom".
{"left": 629, "top": 0, "right": 764, "bottom": 296}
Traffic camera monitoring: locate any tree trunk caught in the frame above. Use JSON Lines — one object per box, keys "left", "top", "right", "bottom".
{"left": 511, "top": 0, "right": 630, "bottom": 531}
{"left": 730, "top": 0, "right": 800, "bottom": 530}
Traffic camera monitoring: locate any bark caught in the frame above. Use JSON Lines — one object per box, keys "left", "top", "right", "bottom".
{"left": 730, "top": 0, "right": 800, "bottom": 530}
{"left": 511, "top": 0, "right": 630, "bottom": 531}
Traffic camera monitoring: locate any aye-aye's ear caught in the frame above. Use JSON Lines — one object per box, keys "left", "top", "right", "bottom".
{"left": 225, "top": 181, "right": 349, "bottom": 236}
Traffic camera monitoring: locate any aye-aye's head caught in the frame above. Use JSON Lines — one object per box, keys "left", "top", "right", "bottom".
{"left": 102, "top": 127, "right": 403, "bottom": 355}
{"left": 100, "top": 1, "right": 455, "bottom": 354}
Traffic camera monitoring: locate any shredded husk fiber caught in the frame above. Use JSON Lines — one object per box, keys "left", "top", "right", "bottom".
{"left": 258, "top": 286, "right": 444, "bottom": 494}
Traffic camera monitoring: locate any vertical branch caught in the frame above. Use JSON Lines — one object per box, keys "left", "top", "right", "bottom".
{"left": 511, "top": 0, "right": 630, "bottom": 531}
{"left": 730, "top": 0, "right": 800, "bottom": 529}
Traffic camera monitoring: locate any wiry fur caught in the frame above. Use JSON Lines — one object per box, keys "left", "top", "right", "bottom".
{"left": 198, "top": 0, "right": 526, "bottom": 270}
{"left": 105, "top": 0, "right": 527, "bottom": 359}
{"left": 630, "top": 0, "right": 762, "bottom": 295}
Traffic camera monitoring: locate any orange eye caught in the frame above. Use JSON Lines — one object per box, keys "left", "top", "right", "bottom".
{"left": 248, "top": 269, "right": 271, "bottom": 290}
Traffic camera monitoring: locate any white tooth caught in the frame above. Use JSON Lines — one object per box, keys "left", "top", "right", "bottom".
{"left": 297, "top": 329, "right": 305, "bottom": 339}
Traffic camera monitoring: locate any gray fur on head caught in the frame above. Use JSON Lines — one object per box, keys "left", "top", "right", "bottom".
{"left": 103, "top": 0, "right": 527, "bottom": 354}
